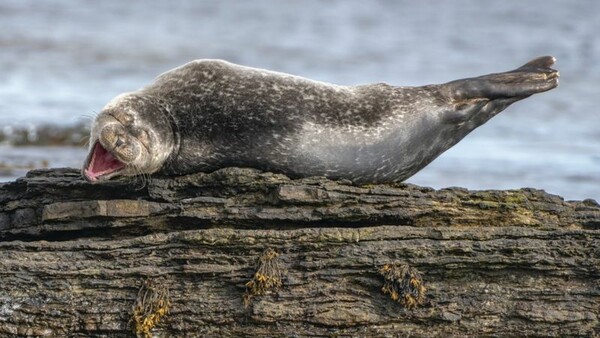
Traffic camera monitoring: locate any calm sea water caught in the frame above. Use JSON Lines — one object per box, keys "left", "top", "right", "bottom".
{"left": 1, "top": 0, "right": 599, "bottom": 200}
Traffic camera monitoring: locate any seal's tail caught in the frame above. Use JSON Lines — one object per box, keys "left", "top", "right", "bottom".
{"left": 446, "top": 56, "right": 559, "bottom": 101}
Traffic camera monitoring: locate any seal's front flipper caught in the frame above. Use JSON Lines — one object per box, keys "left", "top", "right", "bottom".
{"left": 445, "top": 56, "right": 559, "bottom": 101}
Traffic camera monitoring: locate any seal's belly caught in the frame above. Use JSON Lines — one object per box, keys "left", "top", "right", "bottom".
{"left": 259, "top": 117, "right": 443, "bottom": 183}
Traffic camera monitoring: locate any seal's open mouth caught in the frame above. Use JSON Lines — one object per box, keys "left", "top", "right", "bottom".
{"left": 83, "top": 142, "right": 125, "bottom": 182}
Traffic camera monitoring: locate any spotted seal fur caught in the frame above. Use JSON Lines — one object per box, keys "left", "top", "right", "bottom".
{"left": 82, "top": 56, "right": 559, "bottom": 183}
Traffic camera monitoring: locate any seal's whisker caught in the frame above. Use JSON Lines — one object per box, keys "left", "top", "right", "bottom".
{"left": 80, "top": 135, "right": 90, "bottom": 147}
{"left": 130, "top": 164, "right": 143, "bottom": 189}
{"left": 79, "top": 111, "right": 99, "bottom": 123}
{"left": 129, "top": 164, "right": 150, "bottom": 190}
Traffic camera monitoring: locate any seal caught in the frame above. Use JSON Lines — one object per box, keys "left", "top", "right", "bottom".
{"left": 82, "top": 56, "right": 559, "bottom": 183}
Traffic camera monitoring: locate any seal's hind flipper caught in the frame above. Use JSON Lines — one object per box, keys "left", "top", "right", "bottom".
{"left": 440, "top": 56, "right": 559, "bottom": 125}
{"left": 445, "top": 56, "right": 559, "bottom": 101}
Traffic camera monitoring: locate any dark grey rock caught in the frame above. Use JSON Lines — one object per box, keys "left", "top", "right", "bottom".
{"left": 0, "top": 167, "right": 598, "bottom": 337}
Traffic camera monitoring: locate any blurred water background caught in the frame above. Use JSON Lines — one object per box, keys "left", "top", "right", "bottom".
{"left": 0, "top": 0, "right": 598, "bottom": 200}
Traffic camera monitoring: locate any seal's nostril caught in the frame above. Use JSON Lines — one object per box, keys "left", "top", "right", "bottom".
{"left": 115, "top": 138, "right": 124, "bottom": 147}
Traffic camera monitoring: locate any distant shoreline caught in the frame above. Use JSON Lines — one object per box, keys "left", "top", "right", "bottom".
{"left": 0, "top": 123, "right": 89, "bottom": 147}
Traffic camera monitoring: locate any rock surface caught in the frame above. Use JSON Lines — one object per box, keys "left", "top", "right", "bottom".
{"left": 0, "top": 167, "right": 598, "bottom": 337}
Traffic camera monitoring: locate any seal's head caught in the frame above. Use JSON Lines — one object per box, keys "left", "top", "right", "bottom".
{"left": 82, "top": 93, "right": 175, "bottom": 182}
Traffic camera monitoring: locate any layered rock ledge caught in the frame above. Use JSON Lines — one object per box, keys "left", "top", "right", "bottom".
{"left": 0, "top": 167, "right": 598, "bottom": 337}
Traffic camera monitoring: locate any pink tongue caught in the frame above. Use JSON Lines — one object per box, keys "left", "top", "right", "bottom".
{"left": 85, "top": 143, "right": 125, "bottom": 180}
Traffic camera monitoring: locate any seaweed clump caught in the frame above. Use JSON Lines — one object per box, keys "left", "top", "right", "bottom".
{"left": 379, "top": 263, "right": 426, "bottom": 308}
{"left": 131, "top": 277, "right": 171, "bottom": 337}
{"left": 244, "top": 248, "right": 283, "bottom": 307}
